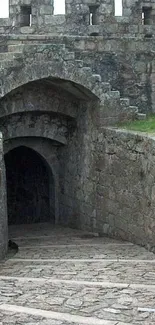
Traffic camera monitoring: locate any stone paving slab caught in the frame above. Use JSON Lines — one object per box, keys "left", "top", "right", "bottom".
{"left": 1, "top": 260, "right": 155, "bottom": 285}
{"left": 0, "top": 310, "right": 154, "bottom": 325}
{"left": 0, "top": 309, "right": 64, "bottom": 325}
{"left": 9, "top": 244, "right": 155, "bottom": 260}
{"left": 10, "top": 236, "right": 133, "bottom": 246}
{"left": 0, "top": 278, "right": 155, "bottom": 323}
{"left": 0, "top": 304, "right": 121, "bottom": 325}
{"left": 17, "top": 242, "right": 134, "bottom": 248}
{"left": 0, "top": 309, "right": 115, "bottom": 325}
{"left": 10, "top": 236, "right": 121, "bottom": 244}
{"left": 0, "top": 224, "right": 155, "bottom": 325}
{"left": 0, "top": 306, "right": 135, "bottom": 325}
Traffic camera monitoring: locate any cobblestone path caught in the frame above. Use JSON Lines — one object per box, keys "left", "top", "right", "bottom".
{"left": 0, "top": 224, "right": 155, "bottom": 324}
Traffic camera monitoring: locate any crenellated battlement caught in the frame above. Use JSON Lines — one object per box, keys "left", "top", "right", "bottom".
{"left": 0, "top": 0, "right": 154, "bottom": 35}
{"left": 0, "top": 1, "right": 154, "bottom": 116}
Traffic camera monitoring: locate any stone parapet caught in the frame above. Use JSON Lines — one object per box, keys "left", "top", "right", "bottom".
{"left": 96, "top": 127, "right": 155, "bottom": 250}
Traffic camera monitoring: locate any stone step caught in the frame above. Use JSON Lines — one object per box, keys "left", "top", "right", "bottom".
{"left": 0, "top": 45, "right": 139, "bottom": 126}
{"left": 137, "top": 113, "right": 147, "bottom": 120}
{"left": 101, "top": 82, "right": 111, "bottom": 92}
{"left": 92, "top": 74, "right": 102, "bottom": 83}
{"left": 110, "top": 90, "right": 120, "bottom": 99}
{"left": 120, "top": 99, "right": 139, "bottom": 119}
{"left": 0, "top": 304, "right": 126, "bottom": 325}
{"left": 120, "top": 98, "right": 130, "bottom": 107}
{"left": 81, "top": 66, "right": 92, "bottom": 73}
{"left": 80, "top": 66, "right": 93, "bottom": 79}
{"left": 75, "top": 59, "right": 83, "bottom": 68}
{"left": 129, "top": 105, "right": 139, "bottom": 114}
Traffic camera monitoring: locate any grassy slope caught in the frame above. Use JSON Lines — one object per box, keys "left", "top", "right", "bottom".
{"left": 118, "top": 116, "right": 155, "bottom": 133}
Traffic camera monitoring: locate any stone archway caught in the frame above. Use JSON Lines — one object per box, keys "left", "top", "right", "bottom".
{"left": 0, "top": 71, "right": 100, "bottom": 260}
{"left": 4, "top": 145, "right": 55, "bottom": 225}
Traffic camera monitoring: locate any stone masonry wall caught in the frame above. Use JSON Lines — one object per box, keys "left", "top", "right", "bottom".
{"left": 62, "top": 36, "right": 153, "bottom": 113}
{"left": 122, "top": 0, "right": 155, "bottom": 24}
{"left": 9, "top": 0, "right": 54, "bottom": 30}
{"left": 0, "top": 81, "right": 79, "bottom": 119}
{"left": 0, "top": 0, "right": 154, "bottom": 111}
{"left": 96, "top": 127, "right": 155, "bottom": 249}
{"left": 1, "top": 35, "right": 151, "bottom": 113}
{"left": 0, "top": 112, "right": 69, "bottom": 145}
{"left": 65, "top": 0, "right": 115, "bottom": 34}
{"left": 1, "top": 0, "right": 155, "bottom": 35}
{"left": 59, "top": 100, "right": 98, "bottom": 231}
{"left": 0, "top": 77, "right": 99, "bottom": 232}
{"left": 0, "top": 33, "right": 152, "bottom": 113}
{"left": 0, "top": 0, "right": 155, "bottom": 253}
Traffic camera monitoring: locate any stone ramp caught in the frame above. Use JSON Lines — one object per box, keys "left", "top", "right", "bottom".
{"left": 0, "top": 225, "right": 155, "bottom": 324}
{"left": 1, "top": 259, "right": 155, "bottom": 285}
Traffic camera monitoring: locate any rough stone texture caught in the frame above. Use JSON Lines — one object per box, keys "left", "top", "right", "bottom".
{"left": 0, "top": 225, "right": 155, "bottom": 324}
{"left": 0, "top": 0, "right": 155, "bottom": 258}
{"left": 0, "top": 0, "right": 154, "bottom": 111}
{"left": 0, "top": 112, "right": 69, "bottom": 145}
{"left": 9, "top": 0, "right": 54, "bottom": 30}
{"left": 0, "top": 80, "right": 80, "bottom": 119}
{"left": 65, "top": 0, "right": 115, "bottom": 34}
{"left": 0, "top": 36, "right": 152, "bottom": 113}
{"left": 96, "top": 127, "right": 155, "bottom": 250}
{"left": 58, "top": 100, "right": 97, "bottom": 229}
{"left": 122, "top": 0, "right": 155, "bottom": 24}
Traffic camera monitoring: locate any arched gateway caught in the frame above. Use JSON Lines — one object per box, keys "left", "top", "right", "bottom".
{"left": 0, "top": 71, "right": 100, "bottom": 259}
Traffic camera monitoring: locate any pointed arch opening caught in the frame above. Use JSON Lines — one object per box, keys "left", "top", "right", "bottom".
{"left": 5, "top": 146, "right": 55, "bottom": 225}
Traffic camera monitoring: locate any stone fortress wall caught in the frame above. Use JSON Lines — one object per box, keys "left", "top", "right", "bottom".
{"left": 0, "top": 0, "right": 155, "bottom": 36}
{"left": 0, "top": 0, "right": 155, "bottom": 258}
{"left": 0, "top": 0, "right": 155, "bottom": 113}
{"left": 0, "top": 0, "right": 155, "bottom": 34}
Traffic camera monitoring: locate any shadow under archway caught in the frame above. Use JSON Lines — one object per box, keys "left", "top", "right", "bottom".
{"left": 4, "top": 146, "right": 55, "bottom": 225}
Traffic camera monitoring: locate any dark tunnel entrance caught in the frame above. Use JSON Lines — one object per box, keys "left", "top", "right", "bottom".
{"left": 5, "top": 146, "right": 55, "bottom": 225}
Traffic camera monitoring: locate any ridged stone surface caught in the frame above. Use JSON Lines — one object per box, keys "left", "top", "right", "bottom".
{"left": 0, "top": 224, "right": 154, "bottom": 324}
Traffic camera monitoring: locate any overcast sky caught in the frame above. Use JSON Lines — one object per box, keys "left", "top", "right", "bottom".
{"left": 0, "top": 0, "right": 122, "bottom": 18}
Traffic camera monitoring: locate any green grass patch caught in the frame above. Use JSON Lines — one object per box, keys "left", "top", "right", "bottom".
{"left": 117, "top": 115, "right": 155, "bottom": 133}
